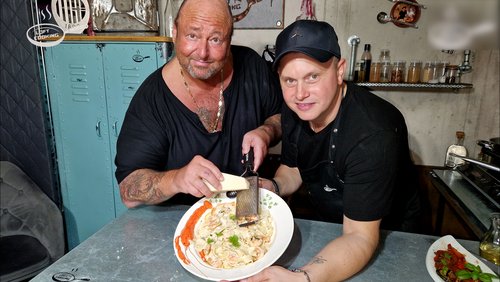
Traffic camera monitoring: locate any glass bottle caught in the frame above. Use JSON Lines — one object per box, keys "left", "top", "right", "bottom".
{"left": 445, "top": 131, "right": 467, "bottom": 168}
{"left": 379, "top": 49, "right": 391, "bottom": 64}
{"left": 380, "top": 62, "right": 392, "bottom": 82}
{"left": 360, "top": 44, "right": 372, "bottom": 82}
{"left": 479, "top": 212, "right": 500, "bottom": 265}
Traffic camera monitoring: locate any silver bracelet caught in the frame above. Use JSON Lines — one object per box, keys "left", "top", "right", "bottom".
{"left": 270, "top": 178, "right": 280, "bottom": 196}
{"left": 291, "top": 268, "right": 311, "bottom": 282}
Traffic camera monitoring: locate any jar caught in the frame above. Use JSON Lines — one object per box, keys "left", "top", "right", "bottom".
{"left": 391, "top": 61, "right": 406, "bottom": 83}
{"left": 421, "top": 61, "right": 434, "bottom": 83}
{"left": 379, "top": 62, "right": 391, "bottom": 82}
{"left": 369, "top": 62, "right": 381, "bottom": 82}
{"left": 356, "top": 62, "right": 366, "bottom": 82}
{"left": 406, "top": 61, "right": 422, "bottom": 83}
{"left": 438, "top": 61, "right": 449, "bottom": 83}
{"left": 479, "top": 212, "right": 500, "bottom": 265}
{"left": 445, "top": 65, "right": 460, "bottom": 83}
{"left": 353, "top": 62, "right": 362, "bottom": 82}
{"left": 428, "top": 61, "right": 440, "bottom": 84}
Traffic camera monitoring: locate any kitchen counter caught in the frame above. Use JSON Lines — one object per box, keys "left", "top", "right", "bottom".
{"left": 31, "top": 204, "right": 492, "bottom": 282}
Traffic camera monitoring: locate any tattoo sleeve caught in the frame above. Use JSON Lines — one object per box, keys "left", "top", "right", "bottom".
{"left": 120, "top": 169, "right": 167, "bottom": 204}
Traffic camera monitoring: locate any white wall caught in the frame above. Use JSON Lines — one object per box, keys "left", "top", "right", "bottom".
{"left": 232, "top": 0, "right": 499, "bottom": 166}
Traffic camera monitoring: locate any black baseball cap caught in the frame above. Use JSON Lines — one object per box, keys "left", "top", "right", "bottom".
{"left": 273, "top": 20, "right": 341, "bottom": 70}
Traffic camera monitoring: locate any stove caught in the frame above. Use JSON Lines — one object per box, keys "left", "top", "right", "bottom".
{"left": 456, "top": 163, "right": 500, "bottom": 210}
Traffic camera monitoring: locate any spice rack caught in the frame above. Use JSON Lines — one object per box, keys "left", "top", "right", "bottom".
{"left": 354, "top": 82, "right": 473, "bottom": 91}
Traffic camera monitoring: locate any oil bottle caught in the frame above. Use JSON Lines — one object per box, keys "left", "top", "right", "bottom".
{"left": 479, "top": 212, "right": 500, "bottom": 265}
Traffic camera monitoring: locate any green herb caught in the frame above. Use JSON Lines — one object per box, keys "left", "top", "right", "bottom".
{"left": 207, "top": 238, "right": 214, "bottom": 244}
{"left": 453, "top": 264, "right": 498, "bottom": 282}
{"left": 479, "top": 272, "right": 498, "bottom": 282}
{"left": 456, "top": 270, "right": 472, "bottom": 279}
{"left": 229, "top": 214, "right": 237, "bottom": 221}
{"left": 215, "top": 229, "right": 224, "bottom": 237}
{"left": 229, "top": 235, "right": 240, "bottom": 247}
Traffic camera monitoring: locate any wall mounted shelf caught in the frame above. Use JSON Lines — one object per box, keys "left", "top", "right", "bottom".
{"left": 354, "top": 82, "right": 473, "bottom": 91}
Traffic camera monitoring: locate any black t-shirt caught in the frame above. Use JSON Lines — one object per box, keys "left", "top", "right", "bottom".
{"left": 282, "top": 82, "right": 421, "bottom": 231}
{"left": 115, "top": 45, "right": 282, "bottom": 187}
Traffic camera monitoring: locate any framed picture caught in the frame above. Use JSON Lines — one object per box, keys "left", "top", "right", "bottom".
{"left": 229, "top": 0, "right": 284, "bottom": 29}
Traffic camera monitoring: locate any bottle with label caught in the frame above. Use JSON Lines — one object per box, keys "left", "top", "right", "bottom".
{"left": 445, "top": 131, "right": 467, "bottom": 168}
{"left": 479, "top": 212, "right": 500, "bottom": 265}
{"left": 360, "top": 44, "right": 372, "bottom": 82}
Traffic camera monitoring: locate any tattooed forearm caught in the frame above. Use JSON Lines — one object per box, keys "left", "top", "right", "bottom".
{"left": 309, "top": 256, "right": 327, "bottom": 265}
{"left": 120, "top": 169, "right": 166, "bottom": 204}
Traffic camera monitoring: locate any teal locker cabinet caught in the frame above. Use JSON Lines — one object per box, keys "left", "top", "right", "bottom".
{"left": 44, "top": 41, "right": 168, "bottom": 249}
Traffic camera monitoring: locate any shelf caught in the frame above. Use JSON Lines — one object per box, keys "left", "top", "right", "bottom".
{"left": 46, "top": 35, "right": 173, "bottom": 42}
{"left": 354, "top": 82, "right": 473, "bottom": 90}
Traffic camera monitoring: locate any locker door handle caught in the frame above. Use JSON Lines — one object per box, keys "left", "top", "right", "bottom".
{"left": 112, "top": 121, "right": 118, "bottom": 137}
{"left": 96, "top": 121, "right": 102, "bottom": 137}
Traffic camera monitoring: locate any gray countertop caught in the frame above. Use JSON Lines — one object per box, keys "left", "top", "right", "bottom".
{"left": 31, "top": 204, "right": 494, "bottom": 282}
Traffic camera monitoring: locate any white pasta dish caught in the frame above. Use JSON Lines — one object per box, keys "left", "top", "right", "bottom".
{"left": 193, "top": 202, "right": 275, "bottom": 269}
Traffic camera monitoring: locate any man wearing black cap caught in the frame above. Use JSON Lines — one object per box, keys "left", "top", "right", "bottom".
{"left": 250, "top": 20, "right": 421, "bottom": 281}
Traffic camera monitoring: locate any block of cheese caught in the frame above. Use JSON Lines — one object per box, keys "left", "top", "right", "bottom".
{"left": 204, "top": 173, "right": 249, "bottom": 192}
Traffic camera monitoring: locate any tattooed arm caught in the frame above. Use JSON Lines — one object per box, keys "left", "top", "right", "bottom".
{"left": 298, "top": 217, "right": 380, "bottom": 282}
{"left": 242, "top": 217, "right": 380, "bottom": 282}
{"left": 119, "top": 155, "right": 224, "bottom": 208}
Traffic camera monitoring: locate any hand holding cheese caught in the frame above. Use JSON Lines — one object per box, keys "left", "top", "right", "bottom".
{"left": 204, "top": 173, "right": 249, "bottom": 192}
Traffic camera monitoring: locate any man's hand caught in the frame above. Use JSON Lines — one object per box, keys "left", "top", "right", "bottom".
{"left": 171, "top": 155, "right": 224, "bottom": 198}
{"left": 224, "top": 266, "right": 304, "bottom": 282}
{"left": 241, "top": 114, "right": 281, "bottom": 170}
{"left": 119, "top": 155, "right": 223, "bottom": 207}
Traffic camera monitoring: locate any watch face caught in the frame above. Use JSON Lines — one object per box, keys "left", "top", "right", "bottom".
{"left": 390, "top": 1, "right": 421, "bottom": 28}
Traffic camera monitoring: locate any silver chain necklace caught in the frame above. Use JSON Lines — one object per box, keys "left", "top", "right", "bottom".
{"left": 180, "top": 68, "right": 224, "bottom": 133}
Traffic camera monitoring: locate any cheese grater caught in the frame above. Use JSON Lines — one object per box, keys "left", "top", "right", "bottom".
{"left": 236, "top": 148, "right": 259, "bottom": 226}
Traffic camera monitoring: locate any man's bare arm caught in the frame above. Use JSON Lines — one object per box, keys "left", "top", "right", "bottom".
{"left": 259, "top": 113, "right": 282, "bottom": 147}
{"left": 119, "top": 168, "right": 176, "bottom": 208}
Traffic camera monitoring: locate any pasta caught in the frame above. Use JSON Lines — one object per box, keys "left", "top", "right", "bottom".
{"left": 193, "top": 202, "right": 275, "bottom": 269}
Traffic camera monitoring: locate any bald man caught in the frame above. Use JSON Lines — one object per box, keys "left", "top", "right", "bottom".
{"left": 115, "top": 0, "right": 282, "bottom": 207}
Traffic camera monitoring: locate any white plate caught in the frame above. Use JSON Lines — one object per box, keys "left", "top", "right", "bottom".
{"left": 173, "top": 188, "right": 294, "bottom": 281}
{"left": 425, "top": 235, "right": 499, "bottom": 282}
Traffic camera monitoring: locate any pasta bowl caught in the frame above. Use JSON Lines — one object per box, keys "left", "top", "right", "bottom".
{"left": 173, "top": 188, "right": 294, "bottom": 281}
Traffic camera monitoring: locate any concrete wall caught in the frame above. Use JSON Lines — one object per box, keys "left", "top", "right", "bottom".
{"left": 231, "top": 0, "right": 499, "bottom": 166}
